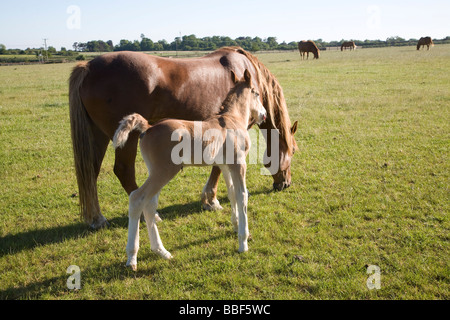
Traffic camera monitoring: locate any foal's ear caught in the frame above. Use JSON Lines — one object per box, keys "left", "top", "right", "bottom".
{"left": 291, "top": 120, "right": 298, "bottom": 135}
{"left": 230, "top": 70, "right": 238, "bottom": 84}
{"left": 244, "top": 69, "right": 252, "bottom": 84}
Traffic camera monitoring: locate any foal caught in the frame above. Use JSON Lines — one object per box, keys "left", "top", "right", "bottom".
{"left": 113, "top": 69, "right": 266, "bottom": 270}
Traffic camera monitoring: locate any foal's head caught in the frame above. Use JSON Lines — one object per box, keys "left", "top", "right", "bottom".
{"left": 227, "top": 69, "right": 266, "bottom": 126}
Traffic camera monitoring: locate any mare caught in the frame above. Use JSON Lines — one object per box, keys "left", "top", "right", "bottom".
{"left": 69, "top": 47, "right": 298, "bottom": 229}
{"left": 417, "top": 37, "right": 434, "bottom": 50}
{"left": 298, "top": 40, "right": 320, "bottom": 59}
{"left": 113, "top": 70, "right": 267, "bottom": 270}
{"left": 341, "top": 41, "right": 356, "bottom": 51}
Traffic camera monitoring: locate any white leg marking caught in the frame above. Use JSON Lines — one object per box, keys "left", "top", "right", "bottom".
{"left": 143, "top": 194, "right": 172, "bottom": 260}
{"left": 229, "top": 165, "right": 249, "bottom": 253}
{"left": 222, "top": 167, "right": 238, "bottom": 232}
{"left": 126, "top": 190, "right": 144, "bottom": 270}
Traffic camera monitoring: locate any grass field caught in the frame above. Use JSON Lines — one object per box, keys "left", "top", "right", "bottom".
{"left": 0, "top": 45, "right": 448, "bottom": 300}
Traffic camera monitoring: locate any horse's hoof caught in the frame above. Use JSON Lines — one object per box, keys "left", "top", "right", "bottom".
{"left": 202, "top": 200, "right": 223, "bottom": 211}
{"left": 89, "top": 216, "right": 109, "bottom": 230}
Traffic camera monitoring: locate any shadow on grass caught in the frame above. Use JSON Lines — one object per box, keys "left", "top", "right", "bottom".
{"left": 0, "top": 187, "right": 273, "bottom": 299}
{"left": 0, "top": 186, "right": 274, "bottom": 258}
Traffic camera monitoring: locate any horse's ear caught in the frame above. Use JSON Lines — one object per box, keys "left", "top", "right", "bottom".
{"left": 230, "top": 70, "right": 238, "bottom": 84}
{"left": 291, "top": 121, "right": 298, "bottom": 135}
{"left": 244, "top": 69, "right": 251, "bottom": 84}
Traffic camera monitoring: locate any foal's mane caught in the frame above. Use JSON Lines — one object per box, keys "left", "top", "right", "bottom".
{"left": 218, "top": 46, "right": 296, "bottom": 155}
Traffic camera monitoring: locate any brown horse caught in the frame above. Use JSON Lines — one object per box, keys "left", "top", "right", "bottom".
{"left": 113, "top": 70, "right": 266, "bottom": 270}
{"left": 417, "top": 37, "right": 434, "bottom": 50}
{"left": 298, "top": 40, "right": 320, "bottom": 59}
{"left": 341, "top": 41, "right": 356, "bottom": 51}
{"left": 69, "top": 47, "right": 298, "bottom": 229}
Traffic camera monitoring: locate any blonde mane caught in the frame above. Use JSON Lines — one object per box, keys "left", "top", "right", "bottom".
{"left": 219, "top": 47, "right": 297, "bottom": 155}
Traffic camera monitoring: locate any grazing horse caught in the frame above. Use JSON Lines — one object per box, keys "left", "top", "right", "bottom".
{"left": 341, "top": 41, "right": 356, "bottom": 51}
{"left": 417, "top": 37, "right": 434, "bottom": 50}
{"left": 298, "top": 40, "right": 320, "bottom": 59}
{"left": 69, "top": 47, "right": 298, "bottom": 229}
{"left": 113, "top": 70, "right": 267, "bottom": 270}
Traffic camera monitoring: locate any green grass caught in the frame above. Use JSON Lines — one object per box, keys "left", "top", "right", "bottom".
{"left": 0, "top": 46, "right": 448, "bottom": 300}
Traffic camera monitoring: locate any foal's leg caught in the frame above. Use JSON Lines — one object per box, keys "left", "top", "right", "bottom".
{"left": 229, "top": 164, "right": 249, "bottom": 253}
{"left": 143, "top": 192, "right": 172, "bottom": 260}
{"left": 126, "top": 165, "right": 180, "bottom": 269}
{"left": 126, "top": 186, "right": 147, "bottom": 270}
{"left": 201, "top": 166, "right": 223, "bottom": 211}
{"left": 221, "top": 166, "right": 238, "bottom": 232}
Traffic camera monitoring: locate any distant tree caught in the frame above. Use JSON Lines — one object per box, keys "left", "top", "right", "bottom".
{"left": 0, "top": 44, "right": 6, "bottom": 54}
{"left": 140, "top": 36, "right": 154, "bottom": 51}
{"left": 132, "top": 40, "right": 141, "bottom": 51}
{"left": 266, "top": 37, "right": 278, "bottom": 49}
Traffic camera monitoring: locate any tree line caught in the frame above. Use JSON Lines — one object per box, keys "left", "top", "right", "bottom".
{"left": 71, "top": 34, "right": 450, "bottom": 53}
{"left": 71, "top": 34, "right": 297, "bottom": 52}
{"left": 1, "top": 35, "right": 449, "bottom": 57}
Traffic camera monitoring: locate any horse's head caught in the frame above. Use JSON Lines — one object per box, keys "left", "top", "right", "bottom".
{"left": 227, "top": 47, "right": 298, "bottom": 191}
{"left": 262, "top": 120, "right": 298, "bottom": 191}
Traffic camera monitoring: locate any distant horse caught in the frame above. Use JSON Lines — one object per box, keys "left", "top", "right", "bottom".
{"left": 113, "top": 70, "right": 267, "bottom": 270}
{"left": 69, "top": 47, "right": 298, "bottom": 229}
{"left": 417, "top": 37, "right": 434, "bottom": 50}
{"left": 298, "top": 41, "right": 320, "bottom": 59}
{"left": 341, "top": 41, "right": 356, "bottom": 51}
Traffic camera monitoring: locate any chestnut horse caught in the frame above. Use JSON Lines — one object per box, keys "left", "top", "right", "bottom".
{"left": 341, "top": 41, "right": 356, "bottom": 51}
{"left": 417, "top": 37, "right": 433, "bottom": 50}
{"left": 113, "top": 70, "right": 266, "bottom": 270}
{"left": 298, "top": 40, "right": 320, "bottom": 59}
{"left": 69, "top": 47, "right": 298, "bottom": 229}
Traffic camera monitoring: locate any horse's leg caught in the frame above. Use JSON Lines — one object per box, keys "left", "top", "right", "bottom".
{"left": 229, "top": 164, "right": 249, "bottom": 253}
{"left": 114, "top": 131, "right": 139, "bottom": 195}
{"left": 114, "top": 131, "right": 149, "bottom": 222}
{"left": 201, "top": 166, "right": 223, "bottom": 211}
{"left": 221, "top": 166, "right": 238, "bottom": 232}
{"left": 143, "top": 192, "right": 172, "bottom": 260}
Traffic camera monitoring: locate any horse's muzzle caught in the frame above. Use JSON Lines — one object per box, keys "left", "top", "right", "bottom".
{"left": 273, "top": 181, "right": 291, "bottom": 191}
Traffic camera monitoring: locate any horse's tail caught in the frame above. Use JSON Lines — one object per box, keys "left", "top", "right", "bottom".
{"left": 69, "top": 61, "right": 101, "bottom": 224}
{"left": 113, "top": 113, "right": 151, "bottom": 149}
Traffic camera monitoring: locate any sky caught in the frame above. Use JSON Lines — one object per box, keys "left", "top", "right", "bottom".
{"left": 1, "top": 0, "right": 449, "bottom": 50}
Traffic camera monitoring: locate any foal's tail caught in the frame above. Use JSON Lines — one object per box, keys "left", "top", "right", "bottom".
{"left": 113, "top": 113, "right": 151, "bottom": 149}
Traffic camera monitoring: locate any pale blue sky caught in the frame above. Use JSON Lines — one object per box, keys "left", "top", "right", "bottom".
{"left": 1, "top": 0, "right": 449, "bottom": 49}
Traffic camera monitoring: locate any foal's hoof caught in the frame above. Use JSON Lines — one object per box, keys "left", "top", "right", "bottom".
{"left": 126, "top": 263, "right": 137, "bottom": 271}
{"left": 153, "top": 248, "right": 173, "bottom": 260}
{"left": 238, "top": 245, "right": 249, "bottom": 253}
